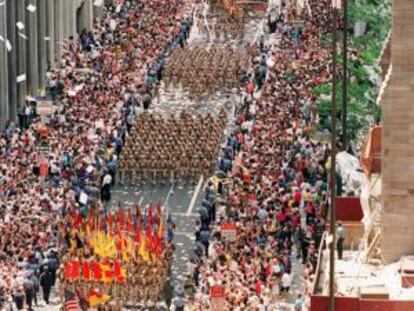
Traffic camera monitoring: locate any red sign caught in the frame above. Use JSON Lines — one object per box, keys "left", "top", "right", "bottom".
{"left": 39, "top": 162, "right": 48, "bottom": 177}
{"left": 210, "top": 285, "right": 225, "bottom": 298}
{"left": 247, "top": 193, "right": 257, "bottom": 203}
{"left": 221, "top": 223, "right": 237, "bottom": 241}
{"left": 65, "top": 260, "right": 126, "bottom": 284}
{"left": 251, "top": 4, "right": 267, "bottom": 13}
{"left": 220, "top": 223, "right": 236, "bottom": 231}
{"left": 210, "top": 286, "right": 226, "bottom": 311}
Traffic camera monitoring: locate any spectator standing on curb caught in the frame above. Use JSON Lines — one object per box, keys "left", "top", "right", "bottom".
{"left": 337, "top": 221, "right": 345, "bottom": 260}
{"left": 281, "top": 271, "right": 293, "bottom": 295}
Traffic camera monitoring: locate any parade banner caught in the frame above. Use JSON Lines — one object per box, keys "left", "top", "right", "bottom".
{"left": 62, "top": 202, "right": 171, "bottom": 308}
{"left": 236, "top": 0, "right": 267, "bottom": 13}
{"left": 39, "top": 161, "right": 48, "bottom": 177}
{"left": 64, "top": 260, "right": 126, "bottom": 284}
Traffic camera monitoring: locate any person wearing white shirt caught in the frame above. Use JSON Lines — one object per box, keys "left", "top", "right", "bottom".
{"left": 101, "top": 172, "right": 113, "bottom": 210}
{"left": 281, "top": 271, "right": 293, "bottom": 294}
{"left": 336, "top": 222, "right": 346, "bottom": 260}
{"left": 102, "top": 173, "right": 112, "bottom": 186}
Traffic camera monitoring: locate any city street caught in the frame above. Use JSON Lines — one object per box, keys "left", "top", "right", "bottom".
{"left": 1, "top": 0, "right": 397, "bottom": 310}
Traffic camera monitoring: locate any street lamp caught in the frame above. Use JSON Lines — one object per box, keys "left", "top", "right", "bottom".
{"left": 329, "top": 1, "right": 340, "bottom": 311}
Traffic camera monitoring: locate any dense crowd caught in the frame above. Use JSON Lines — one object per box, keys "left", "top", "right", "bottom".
{"left": 0, "top": 0, "right": 341, "bottom": 310}
{"left": 119, "top": 111, "right": 227, "bottom": 184}
{"left": 184, "top": 1, "right": 334, "bottom": 310}
{"left": 0, "top": 0, "right": 192, "bottom": 309}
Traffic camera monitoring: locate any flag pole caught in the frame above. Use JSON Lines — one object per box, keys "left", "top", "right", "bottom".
{"left": 341, "top": 0, "right": 348, "bottom": 149}
{"left": 329, "top": 2, "right": 339, "bottom": 311}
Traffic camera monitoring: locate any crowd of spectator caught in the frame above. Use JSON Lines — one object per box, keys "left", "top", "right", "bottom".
{"left": 0, "top": 0, "right": 193, "bottom": 309}
{"left": 0, "top": 0, "right": 341, "bottom": 310}
{"left": 184, "top": 1, "right": 334, "bottom": 310}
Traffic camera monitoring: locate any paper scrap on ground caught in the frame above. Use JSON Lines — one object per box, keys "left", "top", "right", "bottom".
{"left": 44, "top": 37, "right": 51, "bottom": 41}
{"left": 27, "top": 4, "right": 36, "bottom": 12}
{"left": 16, "top": 22, "right": 25, "bottom": 30}
{"left": 5, "top": 40, "right": 12, "bottom": 51}
{"left": 18, "top": 33, "right": 28, "bottom": 40}
{"left": 17, "top": 74, "right": 26, "bottom": 83}
{"left": 94, "top": 0, "right": 104, "bottom": 6}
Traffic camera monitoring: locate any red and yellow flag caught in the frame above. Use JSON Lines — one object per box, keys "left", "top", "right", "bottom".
{"left": 138, "top": 236, "right": 150, "bottom": 262}
{"left": 147, "top": 203, "right": 153, "bottom": 227}
{"left": 126, "top": 209, "right": 134, "bottom": 234}
{"left": 92, "top": 261, "right": 103, "bottom": 281}
{"left": 71, "top": 260, "right": 80, "bottom": 280}
{"left": 145, "top": 223, "right": 154, "bottom": 253}
{"left": 113, "top": 260, "right": 126, "bottom": 284}
{"left": 64, "top": 261, "right": 73, "bottom": 280}
{"left": 88, "top": 289, "right": 111, "bottom": 307}
{"left": 87, "top": 211, "right": 95, "bottom": 232}
{"left": 108, "top": 210, "right": 113, "bottom": 233}
{"left": 82, "top": 261, "right": 91, "bottom": 281}
{"left": 100, "top": 260, "right": 113, "bottom": 284}
{"left": 117, "top": 208, "right": 125, "bottom": 231}
{"left": 156, "top": 202, "right": 162, "bottom": 225}
{"left": 116, "top": 231, "right": 123, "bottom": 253}
{"left": 134, "top": 225, "right": 141, "bottom": 246}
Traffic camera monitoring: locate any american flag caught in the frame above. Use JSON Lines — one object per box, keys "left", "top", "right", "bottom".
{"left": 65, "top": 289, "right": 81, "bottom": 311}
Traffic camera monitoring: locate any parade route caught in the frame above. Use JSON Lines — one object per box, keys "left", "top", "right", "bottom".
{"left": 108, "top": 4, "right": 268, "bottom": 308}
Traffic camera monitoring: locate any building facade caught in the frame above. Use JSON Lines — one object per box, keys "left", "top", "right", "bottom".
{"left": 381, "top": 0, "right": 414, "bottom": 263}
{"left": 0, "top": 0, "right": 111, "bottom": 128}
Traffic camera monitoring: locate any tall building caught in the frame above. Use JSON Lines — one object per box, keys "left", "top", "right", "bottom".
{"left": 380, "top": 0, "right": 414, "bottom": 263}
{"left": 0, "top": 0, "right": 110, "bottom": 128}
